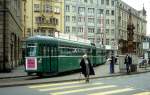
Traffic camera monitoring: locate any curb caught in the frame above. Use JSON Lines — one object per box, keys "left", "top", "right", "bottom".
{"left": 0, "top": 70, "right": 150, "bottom": 88}
{"left": 0, "top": 75, "right": 27, "bottom": 79}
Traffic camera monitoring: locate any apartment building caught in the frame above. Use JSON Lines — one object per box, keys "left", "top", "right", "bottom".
{"left": 64, "top": 0, "right": 116, "bottom": 45}
{"left": 116, "top": 0, "right": 147, "bottom": 55}
{"left": 0, "top": 0, "right": 23, "bottom": 72}
{"left": 24, "top": 0, "right": 64, "bottom": 39}
{"left": 64, "top": 0, "right": 147, "bottom": 56}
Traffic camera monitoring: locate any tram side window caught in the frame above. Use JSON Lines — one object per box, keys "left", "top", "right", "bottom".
{"left": 59, "top": 46, "right": 68, "bottom": 55}
{"left": 50, "top": 47, "right": 57, "bottom": 56}
{"left": 59, "top": 46, "right": 76, "bottom": 56}
{"left": 38, "top": 45, "right": 51, "bottom": 56}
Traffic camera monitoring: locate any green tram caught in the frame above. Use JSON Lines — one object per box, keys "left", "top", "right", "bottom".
{"left": 25, "top": 35, "right": 106, "bottom": 76}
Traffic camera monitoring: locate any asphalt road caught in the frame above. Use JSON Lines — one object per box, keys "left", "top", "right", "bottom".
{"left": 0, "top": 72, "right": 150, "bottom": 95}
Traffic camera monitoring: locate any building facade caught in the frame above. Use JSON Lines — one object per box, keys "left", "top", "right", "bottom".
{"left": 116, "top": 0, "right": 147, "bottom": 55}
{"left": 64, "top": 0, "right": 147, "bottom": 56}
{"left": 64, "top": 0, "right": 117, "bottom": 44}
{"left": 0, "top": 0, "right": 23, "bottom": 72}
{"left": 24, "top": 0, "right": 64, "bottom": 39}
{"left": 64, "top": 0, "right": 118, "bottom": 57}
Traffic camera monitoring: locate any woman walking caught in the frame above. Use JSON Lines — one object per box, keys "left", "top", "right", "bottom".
{"left": 80, "top": 54, "right": 95, "bottom": 83}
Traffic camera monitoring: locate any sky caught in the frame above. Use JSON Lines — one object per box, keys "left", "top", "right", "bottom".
{"left": 122, "top": 0, "right": 150, "bottom": 35}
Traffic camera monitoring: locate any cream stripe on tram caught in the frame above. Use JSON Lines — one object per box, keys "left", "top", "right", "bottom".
{"left": 89, "top": 88, "right": 134, "bottom": 95}
{"left": 133, "top": 92, "right": 150, "bottom": 95}
{"left": 39, "top": 83, "right": 103, "bottom": 91}
{"left": 51, "top": 85, "right": 117, "bottom": 95}
{"left": 29, "top": 81, "right": 84, "bottom": 88}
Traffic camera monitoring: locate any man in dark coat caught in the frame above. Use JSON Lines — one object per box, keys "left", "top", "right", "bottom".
{"left": 110, "top": 55, "right": 115, "bottom": 73}
{"left": 124, "top": 54, "right": 132, "bottom": 74}
{"left": 80, "top": 54, "right": 95, "bottom": 83}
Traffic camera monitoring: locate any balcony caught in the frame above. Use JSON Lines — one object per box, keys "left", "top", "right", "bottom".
{"left": 36, "top": 16, "right": 58, "bottom": 29}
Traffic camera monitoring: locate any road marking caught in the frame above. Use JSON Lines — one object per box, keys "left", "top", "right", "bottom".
{"left": 50, "top": 85, "right": 116, "bottom": 95}
{"left": 39, "top": 83, "right": 103, "bottom": 91}
{"left": 89, "top": 88, "right": 134, "bottom": 95}
{"left": 133, "top": 92, "right": 150, "bottom": 95}
{"left": 29, "top": 81, "right": 84, "bottom": 88}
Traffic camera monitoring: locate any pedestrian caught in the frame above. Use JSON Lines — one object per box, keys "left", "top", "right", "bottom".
{"left": 148, "top": 58, "right": 150, "bottom": 66}
{"left": 124, "top": 54, "right": 132, "bottom": 74}
{"left": 139, "top": 57, "right": 146, "bottom": 67}
{"left": 109, "top": 54, "right": 115, "bottom": 73}
{"left": 80, "top": 54, "right": 95, "bottom": 83}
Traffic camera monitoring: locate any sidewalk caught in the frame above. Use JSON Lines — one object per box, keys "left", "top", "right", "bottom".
{"left": 0, "top": 63, "right": 150, "bottom": 87}
{"left": 0, "top": 65, "right": 27, "bottom": 79}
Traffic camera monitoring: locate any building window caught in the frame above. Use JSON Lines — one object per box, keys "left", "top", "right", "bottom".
{"left": 49, "top": 18, "right": 58, "bottom": 25}
{"left": 78, "top": 16, "right": 85, "bottom": 22}
{"left": 72, "top": 27, "right": 76, "bottom": 33}
{"left": 111, "top": 29, "right": 115, "bottom": 35}
{"left": 78, "top": 7, "right": 85, "bottom": 14}
{"left": 101, "top": 0, "right": 104, "bottom": 5}
{"left": 41, "top": 30, "right": 46, "bottom": 36}
{"left": 34, "top": 4, "right": 40, "bottom": 12}
{"left": 66, "top": 16, "right": 70, "bottom": 22}
{"left": 84, "top": 0, "right": 87, "bottom": 3}
{"left": 72, "top": 6, "right": 76, "bottom": 12}
{"left": 111, "top": 19, "right": 115, "bottom": 25}
{"left": 44, "top": 4, "right": 51, "bottom": 13}
{"left": 66, "top": 26, "right": 70, "bottom": 33}
{"left": 72, "top": 16, "right": 76, "bottom": 22}
{"left": 35, "top": 17, "right": 44, "bottom": 24}
{"left": 111, "top": 10, "right": 114, "bottom": 15}
{"left": 88, "top": 28, "right": 95, "bottom": 33}
{"left": 88, "top": 8, "right": 94, "bottom": 14}
{"left": 106, "top": 10, "right": 109, "bottom": 15}
{"left": 90, "top": 0, "right": 93, "bottom": 3}
{"left": 106, "top": 39, "right": 109, "bottom": 45}
{"left": 97, "top": 9, "right": 104, "bottom": 14}
{"left": 106, "top": 29, "right": 109, "bottom": 34}
{"left": 111, "top": 0, "right": 115, "bottom": 6}
{"left": 97, "top": 19, "right": 101, "bottom": 24}
{"left": 97, "top": 28, "right": 101, "bottom": 34}
{"left": 106, "top": 0, "right": 109, "bottom": 6}
{"left": 66, "top": 5, "right": 70, "bottom": 12}
{"left": 88, "top": 18, "right": 94, "bottom": 23}
{"left": 54, "top": 7, "right": 60, "bottom": 14}
{"left": 106, "top": 19, "right": 109, "bottom": 25}
{"left": 79, "top": 27, "right": 84, "bottom": 33}
{"left": 27, "top": 28, "right": 31, "bottom": 36}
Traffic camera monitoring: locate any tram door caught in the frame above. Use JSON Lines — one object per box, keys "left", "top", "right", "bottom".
{"left": 50, "top": 47, "right": 58, "bottom": 73}
{"left": 41, "top": 45, "right": 51, "bottom": 72}
{"left": 92, "top": 48, "right": 96, "bottom": 64}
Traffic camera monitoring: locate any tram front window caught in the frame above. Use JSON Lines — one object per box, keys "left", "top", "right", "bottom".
{"left": 27, "top": 45, "right": 37, "bottom": 57}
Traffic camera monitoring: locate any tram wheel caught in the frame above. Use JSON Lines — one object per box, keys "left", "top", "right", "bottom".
{"left": 27, "top": 72, "right": 33, "bottom": 76}
{"left": 36, "top": 73, "right": 44, "bottom": 77}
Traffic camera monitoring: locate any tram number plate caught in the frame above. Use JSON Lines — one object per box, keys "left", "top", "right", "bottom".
{"left": 26, "top": 57, "right": 37, "bottom": 70}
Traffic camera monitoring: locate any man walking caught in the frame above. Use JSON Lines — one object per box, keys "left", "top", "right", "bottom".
{"left": 124, "top": 54, "right": 132, "bottom": 74}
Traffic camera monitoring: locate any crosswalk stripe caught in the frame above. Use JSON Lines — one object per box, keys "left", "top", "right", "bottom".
{"left": 89, "top": 88, "right": 134, "bottom": 95}
{"left": 39, "top": 83, "right": 103, "bottom": 91}
{"left": 133, "top": 92, "right": 150, "bottom": 95}
{"left": 51, "top": 85, "right": 117, "bottom": 95}
{"left": 29, "top": 81, "right": 84, "bottom": 88}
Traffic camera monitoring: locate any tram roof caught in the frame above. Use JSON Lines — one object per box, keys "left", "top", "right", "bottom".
{"left": 26, "top": 35, "right": 93, "bottom": 48}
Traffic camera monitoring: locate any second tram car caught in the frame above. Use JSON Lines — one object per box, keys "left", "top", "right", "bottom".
{"left": 25, "top": 35, "right": 106, "bottom": 76}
